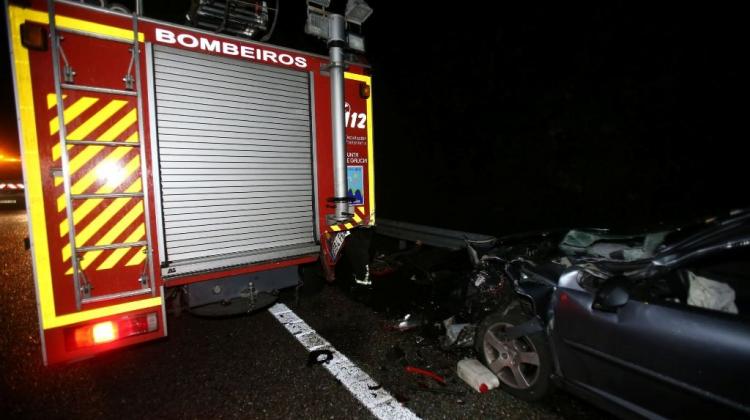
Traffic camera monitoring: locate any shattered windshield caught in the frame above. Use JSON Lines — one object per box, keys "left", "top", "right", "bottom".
{"left": 558, "top": 210, "right": 750, "bottom": 263}
{"left": 559, "top": 229, "right": 669, "bottom": 262}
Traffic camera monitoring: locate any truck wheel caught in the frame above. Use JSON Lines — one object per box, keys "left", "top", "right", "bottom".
{"left": 475, "top": 307, "right": 553, "bottom": 401}
{"left": 338, "top": 228, "right": 373, "bottom": 287}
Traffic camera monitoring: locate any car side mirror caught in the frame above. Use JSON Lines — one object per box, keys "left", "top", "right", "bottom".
{"left": 593, "top": 276, "right": 630, "bottom": 312}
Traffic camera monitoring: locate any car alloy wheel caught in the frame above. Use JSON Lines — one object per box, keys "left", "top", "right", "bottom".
{"left": 482, "top": 322, "right": 541, "bottom": 389}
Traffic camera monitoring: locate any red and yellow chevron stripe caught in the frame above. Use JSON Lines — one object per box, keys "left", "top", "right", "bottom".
{"left": 327, "top": 205, "right": 368, "bottom": 233}
{"left": 48, "top": 93, "right": 147, "bottom": 274}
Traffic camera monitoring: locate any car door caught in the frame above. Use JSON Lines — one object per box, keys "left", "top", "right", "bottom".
{"left": 551, "top": 248, "right": 750, "bottom": 418}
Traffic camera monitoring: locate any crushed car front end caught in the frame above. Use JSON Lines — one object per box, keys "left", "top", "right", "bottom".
{"left": 471, "top": 209, "right": 750, "bottom": 417}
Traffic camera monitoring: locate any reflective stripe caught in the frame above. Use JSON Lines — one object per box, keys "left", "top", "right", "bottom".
{"left": 9, "top": 6, "right": 55, "bottom": 333}
{"left": 45, "top": 297, "right": 162, "bottom": 330}
{"left": 61, "top": 177, "right": 142, "bottom": 262}
{"left": 75, "top": 203, "right": 144, "bottom": 272}
{"left": 325, "top": 206, "right": 367, "bottom": 234}
{"left": 59, "top": 155, "right": 142, "bottom": 236}
{"left": 98, "top": 222, "right": 145, "bottom": 270}
{"left": 49, "top": 96, "right": 98, "bottom": 136}
{"left": 125, "top": 247, "right": 147, "bottom": 266}
{"left": 344, "top": 73, "right": 375, "bottom": 225}
{"left": 19, "top": 8, "right": 144, "bottom": 43}
{"left": 47, "top": 93, "right": 68, "bottom": 109}
{"left": 70, "top": 146, "right": 133, "bottom": 194}
{"left": 52, "top": 99, "right": 129, "bottom": 163}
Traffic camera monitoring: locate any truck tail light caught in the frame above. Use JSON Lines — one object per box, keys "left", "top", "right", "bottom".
{"left": 65, "top": 312, "right": 159, "bottom": 350}
{"left": 91, "top": 321, "right": 117, "bottom": 344}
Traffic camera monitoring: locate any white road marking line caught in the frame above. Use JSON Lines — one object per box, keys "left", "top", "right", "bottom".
{"left": 269, "top": 303, "right": 421, "bottom": 420}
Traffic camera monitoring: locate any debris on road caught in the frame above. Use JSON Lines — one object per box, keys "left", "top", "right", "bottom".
{"left": 404, "top": 366, "right": 446, "bottom": 385}
{"left": 393, "top": 313, "right": 426, "bottom": 331}
{"left": 440, "top": 316, "right": 475, "bottom": 348}
{"left": 307, "top": 349, "right": 335, "bottom": 367}
{"left": 457, "top": 358, "right": 500, "bottom": 393}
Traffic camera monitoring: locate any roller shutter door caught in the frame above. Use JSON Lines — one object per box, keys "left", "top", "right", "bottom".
{"left": 151, "top": 45, "right": 317, "bottom": 276}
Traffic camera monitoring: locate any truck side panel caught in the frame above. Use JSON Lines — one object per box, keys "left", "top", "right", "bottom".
{"left": 8, "top": 0, "right": 375, "bottom": 364}
{"left": 7, "top": 2, "right": 165, "bottom": 364}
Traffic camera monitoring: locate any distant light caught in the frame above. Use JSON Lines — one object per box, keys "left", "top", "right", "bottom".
{"left": 345, "top": 0, "right": 373, "bottom": 25}
{"left": 0, "top": 154, "right": 21, "bottom": 163}
{"left": 7, "top": 184, "right": 17, "bottom": 190}
{"left": 16, "top": 184, "right": 24, "bottom": 189}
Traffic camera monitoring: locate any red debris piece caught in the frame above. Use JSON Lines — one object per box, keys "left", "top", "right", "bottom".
{"left": 404, "top": 366, "right": 446, "bottom": 385}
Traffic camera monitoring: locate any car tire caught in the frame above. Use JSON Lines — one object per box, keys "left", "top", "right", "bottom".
{"left": 475, "top": 304, "right": 553, "bottom": 401}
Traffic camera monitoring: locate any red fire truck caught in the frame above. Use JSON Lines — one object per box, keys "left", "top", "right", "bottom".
{"left": 6, "top": 0, "right": 374, "bottom": 364}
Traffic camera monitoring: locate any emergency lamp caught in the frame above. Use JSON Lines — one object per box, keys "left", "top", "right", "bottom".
{"left": 305, "top": 0, "right": 372, "bottom": 51}
{"left": 345, "top": 0, "right": 373, "bottom": 25}
{"left": 304, "top": 7, "right": 330, "bottom": 39}
{"left": 347, "top": 33, "right": 365, "bottom": 53}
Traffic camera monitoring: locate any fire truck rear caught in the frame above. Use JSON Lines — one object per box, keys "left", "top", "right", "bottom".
{"left": 6, "top": 0, "right": 374, "bottom": 364}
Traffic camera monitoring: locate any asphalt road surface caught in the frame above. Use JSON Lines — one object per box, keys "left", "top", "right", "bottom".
{"left": 0, "top": 210, "right": 607, "bottom": 419}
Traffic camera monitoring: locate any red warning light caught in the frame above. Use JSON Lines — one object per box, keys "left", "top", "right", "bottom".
{"left": 92, "top": 321, "right": 118, "bottom": 344}
{"left": 65, "top": 313, "right": 158, "bottom": 350}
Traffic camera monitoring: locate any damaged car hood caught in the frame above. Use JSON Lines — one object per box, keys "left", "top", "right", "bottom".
{"left": 502, "top": 209, "right": 750, "bottom": 283}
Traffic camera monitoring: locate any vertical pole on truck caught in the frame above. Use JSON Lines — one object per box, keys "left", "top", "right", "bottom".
{"left": 327, "top": 14, "right": 349, "bottom": 222}
{"left": 47, "top": 0, "right": 85, "bottom": 309}
{"left": 131, "top": 11, "right": 156, "bottom": 295}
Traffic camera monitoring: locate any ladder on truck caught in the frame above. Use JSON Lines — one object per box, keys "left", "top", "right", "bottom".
{"left": 47, "top": 0, "right": 155, "bottom": 310}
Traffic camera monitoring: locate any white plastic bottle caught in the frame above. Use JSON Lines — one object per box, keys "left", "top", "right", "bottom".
{"left": 457, "top": 358, "right": 500, "bottom": 393}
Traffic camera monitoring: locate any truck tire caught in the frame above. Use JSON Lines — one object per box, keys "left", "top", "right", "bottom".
{"left": 336, "top": 228, "right": 373, "bottom": 288}
{"left": 475, "top": 305, "right": 553, "bottom": 401}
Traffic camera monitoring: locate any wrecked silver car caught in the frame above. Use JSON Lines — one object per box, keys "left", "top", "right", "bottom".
{"left": 466, "top": 209, "right": 750, "bottom": 418}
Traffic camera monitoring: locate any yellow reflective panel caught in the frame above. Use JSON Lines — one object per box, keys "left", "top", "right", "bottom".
{"left": 49, "top": 96, "right": 99, "bottom": 137}
{"left": 61, "top": 178, "right": 142, "bottom": 261}
{"left": 98, "top": 222, "right": 145, "bottom": 271}
{"left": 47, "top": 93, "right": 68, "bottom": 109}
{"left": 125, "top": 246, "right": 147, "bottom": 266}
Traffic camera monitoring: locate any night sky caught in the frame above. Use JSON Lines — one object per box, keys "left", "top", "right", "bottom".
{"left": 1, "top": 2, "right": 747, "bottom": 235}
